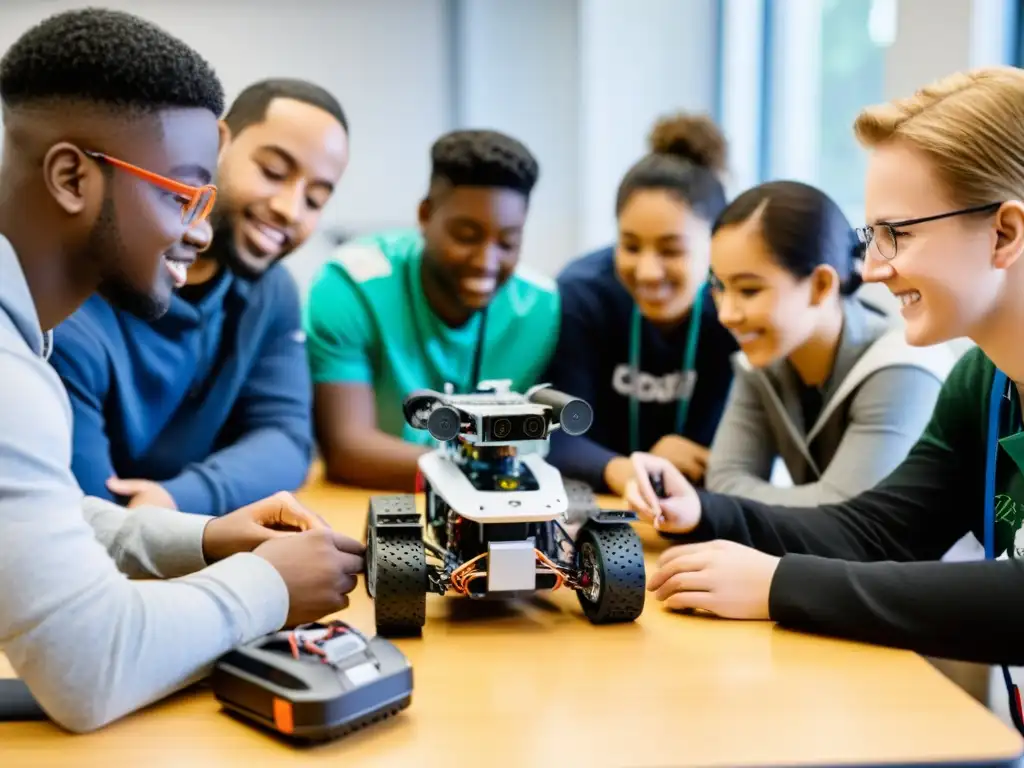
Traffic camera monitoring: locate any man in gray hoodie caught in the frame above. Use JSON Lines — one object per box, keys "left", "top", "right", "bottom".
{"left": 0, "top": 9, "right": 364, "bottom": 733}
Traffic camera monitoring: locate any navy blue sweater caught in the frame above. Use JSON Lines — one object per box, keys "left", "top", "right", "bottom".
{"left": 544, "top": 246, "right": 738, "bottom": 491}
{"left": 49, "top": 263, "right": 313, "bottom": 516}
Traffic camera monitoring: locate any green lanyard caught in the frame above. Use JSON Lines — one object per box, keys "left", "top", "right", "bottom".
{"left": 628, "top": 286, "right": 705, "bottom": 453}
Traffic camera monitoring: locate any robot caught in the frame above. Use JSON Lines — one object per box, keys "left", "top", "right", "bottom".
{"left": 363, "top": 380, "right": 647, "bottom": 637}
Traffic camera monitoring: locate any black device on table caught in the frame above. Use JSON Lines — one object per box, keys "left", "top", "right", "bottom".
{"left": 650, "top": 471, "right": 667, "bottom": 499}
{"left": 0, "top": 678, "right": 47, "bottom": 721}
{"left": 210, "top": 620, "right": 413, "bottom": 743}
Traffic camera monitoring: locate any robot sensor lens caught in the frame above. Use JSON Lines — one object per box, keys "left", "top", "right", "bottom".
{"left": 493, "top": 418, "right": 512, "bottom": 439}
{"left": 523, "top": 415, "right": 544, "bottom": 437}
{"left": 427, "top": 405, "right": 461, "bottom": 442}
{"left": 559, "top": 400, "right": 594, "bottom": 436}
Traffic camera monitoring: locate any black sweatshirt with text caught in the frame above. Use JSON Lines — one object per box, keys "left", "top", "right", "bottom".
{"left": 679, "top": 345, "right": 1024, "bottom": 665}
{"left": 544, "top": 246, "right": 737, "bottom": 491}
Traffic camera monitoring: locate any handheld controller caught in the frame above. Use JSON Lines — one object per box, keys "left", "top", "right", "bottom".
{"left": 210, "top": 620, "right": 413, "bottom": 743}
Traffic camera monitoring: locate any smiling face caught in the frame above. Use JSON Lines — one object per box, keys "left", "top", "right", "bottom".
{"left": 418, "top": 185, "right": 528, "bottom": 319}
{"left": 202, "top": 96, "right": 349, "bottom": 280}
{"left": 614, "top": 189, "right": 710, "bottom": 325}
{"left": 710, "top": 220, "right": 827, "bottom": 367}
{"left": 79, "top": 107, "right": 220, "bottom": 319}
{"left": 861, "top": 140, "right": 1005, "bottom": 346}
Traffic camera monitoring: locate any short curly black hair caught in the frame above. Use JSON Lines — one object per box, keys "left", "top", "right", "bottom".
{"left": 0, "top": 8, "right": 224, "bottom": 116}
{"left": 429, "top": 129, "right": 539, "bottom": 198}
{"left": 223, "top": 78, "right": 348, "bottom": 136}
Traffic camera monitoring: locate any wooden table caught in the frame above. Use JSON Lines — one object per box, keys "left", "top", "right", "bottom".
{"left": 1, "top": 480, "right": 1022, "bottom": 767}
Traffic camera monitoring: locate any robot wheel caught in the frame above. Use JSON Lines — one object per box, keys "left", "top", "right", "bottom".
{"left": 574, "top": 522, "right": 646, "bottom": 624}
{"left": 366, "top": 495, "right": 428, "bottom": 637}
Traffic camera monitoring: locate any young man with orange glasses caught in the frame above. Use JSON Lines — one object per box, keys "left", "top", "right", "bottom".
{"left": 50, "top": 78, "right": 350, "bottom": 516}
{"left": 0, "top": 9, "right": 363, "bottom": 732}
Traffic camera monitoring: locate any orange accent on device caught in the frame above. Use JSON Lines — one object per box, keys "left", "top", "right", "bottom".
{"left": 273, "top": 697, "right": 294, "bottom": 734}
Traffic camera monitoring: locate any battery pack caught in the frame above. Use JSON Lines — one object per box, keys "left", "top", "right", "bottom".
{"left": 210, "top": 620, "right": 413, "bottom": 743}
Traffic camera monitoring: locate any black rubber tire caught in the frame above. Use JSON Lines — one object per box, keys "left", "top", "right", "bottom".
{"left": 366, "top": 498, "right": 428, "bottom": 637}
{"left": 575, "top": 523, "right": 646, "bottom": 624}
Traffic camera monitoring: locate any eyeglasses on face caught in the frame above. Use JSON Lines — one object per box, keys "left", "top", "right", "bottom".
{"left": 83, "top": 150, "right": 217, "bottom": 226}
{"left": 855, "top": 202, "right": 1002, "bottom": 261}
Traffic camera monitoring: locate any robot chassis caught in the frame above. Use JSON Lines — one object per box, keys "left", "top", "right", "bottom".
{"left": 364, "top": 381, "right": 647, "bottom": 637}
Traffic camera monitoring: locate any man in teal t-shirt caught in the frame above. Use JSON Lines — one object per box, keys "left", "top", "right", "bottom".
{"left": 304, "top": 129, "right": 561, "bottom": 490}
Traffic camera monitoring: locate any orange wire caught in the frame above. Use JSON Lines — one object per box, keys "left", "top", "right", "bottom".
{"left": 448, "top": 548, "right": 568, "bottom": 594}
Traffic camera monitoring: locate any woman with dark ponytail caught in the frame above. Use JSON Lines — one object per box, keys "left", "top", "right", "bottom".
{"left": 704, "top": 180, "right": 955, "bottom": 504}
{"left": 544, "top": 113, "right": 739, "bottom": 496}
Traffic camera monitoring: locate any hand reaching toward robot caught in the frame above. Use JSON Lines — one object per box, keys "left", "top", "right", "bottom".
{"left": 626, "top": 452, "right": 780, "bottom": 620}
{"left": 624, "top": 452, "right": 702, "bottom": 534}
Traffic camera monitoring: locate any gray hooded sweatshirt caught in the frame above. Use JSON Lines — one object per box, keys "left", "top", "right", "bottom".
{"left": 0, "top": 236, "right": 289, "bottom": 732}
{"left": 705, "top": 298, "right": 957, "bottom": 505}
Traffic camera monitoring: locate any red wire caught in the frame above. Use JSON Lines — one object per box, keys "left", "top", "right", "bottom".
{"left": 288, "top": 622, "right": 348, "bottom": 661}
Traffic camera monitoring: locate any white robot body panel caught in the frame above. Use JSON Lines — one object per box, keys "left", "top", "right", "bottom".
{"left": 417, "top": 450, "right": 568, "bottom": 524}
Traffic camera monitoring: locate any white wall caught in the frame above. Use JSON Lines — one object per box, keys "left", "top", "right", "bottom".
{"left": 454, "top": 0, "right": 581, "bottom": 280}
{"left": 576, "top": 0, "right": 719, "bottom": 253}
{"left": 0, "top": 0, "right": 456, "bottom": 297}
{"left": 0, "top": 0, "right": 1017, "bottom": 301}
{"left": 454, "top": 0, "right": 720, "bottom": 272}
{"left": 884, "top": 0, "right": 1016, "bottom": 100}
{"left": 0, "top": 0, "right": 724, "bottom": 290}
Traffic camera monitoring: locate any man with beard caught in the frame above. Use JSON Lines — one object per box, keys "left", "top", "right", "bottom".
{"left": 305, "top": 129, "right": 560, "bottom": 491}
{"left": 50, "top": 78, "right": 350, "bottom": 516}
{"left": 0, "top": 9, "right": 363, "bottom": 733}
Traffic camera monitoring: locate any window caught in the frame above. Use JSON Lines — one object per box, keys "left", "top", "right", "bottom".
{"left": 761, "top": 0, "right": 889, "bottom": 223}
{"left": 1015, "top": 0, "right": 1024, "bottom": 65}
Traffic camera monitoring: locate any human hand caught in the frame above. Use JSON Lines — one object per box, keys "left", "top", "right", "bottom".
{"left": 623, "top": 452, "right": 702, "bottom": 534}
{"left": 201, "top": 491, "right": 335, "bottom": 563}
{"left": 254, "top": 529, "right": 366, "bottom": 626}
{"left": 647, "top": 539, "right": 780, "bottom": 619}
{"left": 107, "top": 477, "right": 177, "bottom": 510}
{"left": 649, "top": 434, "right": 709, "bottom": 483}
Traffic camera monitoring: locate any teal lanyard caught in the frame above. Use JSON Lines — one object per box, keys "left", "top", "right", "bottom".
{"left": 628, "top": 286, "right": 704, "bottom": 453}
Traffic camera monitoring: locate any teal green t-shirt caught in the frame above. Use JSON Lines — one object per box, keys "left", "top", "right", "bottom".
{"left": 303, "top": 229, "right": 561, "bottom": 445}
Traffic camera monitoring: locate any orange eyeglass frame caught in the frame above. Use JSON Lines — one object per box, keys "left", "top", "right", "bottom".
{"left": 83, "top": 150, "right": 217, "bottom": 226}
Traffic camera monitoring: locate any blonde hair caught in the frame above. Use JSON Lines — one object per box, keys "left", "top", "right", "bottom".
{"left": 853, "top": 65, "right": 1024, "bottom": 208}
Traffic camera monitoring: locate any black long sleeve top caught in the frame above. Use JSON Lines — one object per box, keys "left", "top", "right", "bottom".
{"left": 679, "top": 346, "right": 1024, "bottom": 665}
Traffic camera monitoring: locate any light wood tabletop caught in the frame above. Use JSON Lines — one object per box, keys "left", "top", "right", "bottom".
{"left": 1, "top": 477, "right": 1022, "bottom": 767}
